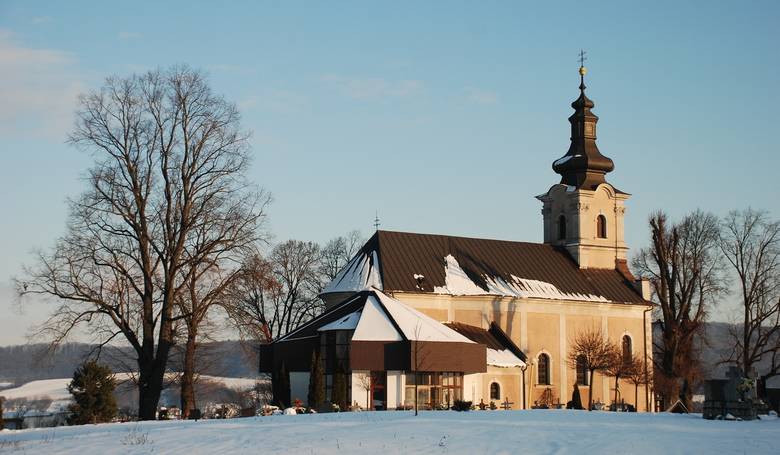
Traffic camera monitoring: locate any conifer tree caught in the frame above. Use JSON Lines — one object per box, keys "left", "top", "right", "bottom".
{"left": 274, "top": 361, "right": 291, "bottom": 408}
{"left": 307, "top": 350, "right": 325, "bottom": 410}
{"left": 67, "top": 360, "right": 117, "bottom": 425}
{"left": 331, "top": 364, "right": 347, "bottom": 411}
{"left": 570, "top": 383, "right": 584, "bottom": 410}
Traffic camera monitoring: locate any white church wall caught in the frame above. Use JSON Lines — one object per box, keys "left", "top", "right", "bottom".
{"left": 386, "top": 371, "right": 403, "bottom": 409}
{"left": 351, "top": 371, "right": 370, "bottom": 410}
{"left": 463, "top": 373, "right": 482, "bottom": 405}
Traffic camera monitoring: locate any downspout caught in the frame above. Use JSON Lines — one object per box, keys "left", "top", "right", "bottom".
{"left": 521, "top": 364, "right": 527, "bottom": 410}
{"left": 614, "top": 197, "right": 618, "bottom": 264}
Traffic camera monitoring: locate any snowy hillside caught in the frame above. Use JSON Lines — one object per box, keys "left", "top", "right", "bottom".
{"left": 0, "top": 375, "right": 262, "bottom": 413}
{"left": 1, "top": 410, "right": 777, "bottom": 454}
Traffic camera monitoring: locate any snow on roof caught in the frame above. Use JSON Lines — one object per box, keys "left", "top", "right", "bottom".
{"left": 553, "top": 154, "right": 581, "bottom": 167}
{"left": 487, "top": 348, "right": 525, "bottom": 368}
{"left": 323, "top": 250, "right": 382, "bottom": 294}
{"left": 319, "top": 309, "right": 363, "bottom": 332}
{"left": 352, "top": 295, "right": 403, "bottom": 341}
{"left": 434, "top": 254, "right": 609, "bottom": 302}
{"left": 373, "top": 290, "right": 475, "bottom": 343}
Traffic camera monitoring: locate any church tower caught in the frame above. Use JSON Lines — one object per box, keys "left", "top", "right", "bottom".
{"left": 537, "top": 60, "right": 630, "bottom": 269}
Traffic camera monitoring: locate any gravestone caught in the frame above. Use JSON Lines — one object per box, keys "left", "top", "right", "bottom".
{"left": 702, "top": 366, "right": 757, "bottom": 420}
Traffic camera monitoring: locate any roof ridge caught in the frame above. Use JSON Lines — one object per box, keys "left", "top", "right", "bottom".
{"left": 369, "top": 290, "right": 408, "bottom": 342}
{"left": 378, "top": 229, "right": 550, "bottom": 248}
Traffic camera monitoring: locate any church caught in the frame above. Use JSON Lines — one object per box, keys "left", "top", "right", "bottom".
{"left": 260, "top": 63, "right": 654, "bottom": 412}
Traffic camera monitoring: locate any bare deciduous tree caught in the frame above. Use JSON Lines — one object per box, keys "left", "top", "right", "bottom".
{"left": 356, "top": 372, "right": 372, "bottom": 410}
{"left": 172, "top": 147, "right": 270, "bottom": 419}
{"left": 720, "top": 209, "right": 780, "bottom": 391}
{"left": 227, "top": 241, "right": 324, "bottom": 345}
{"left": 604, "top": 346, "right": 639, "bottom": 407}
{"left": 410, "top": 322, "right": 431, "bottom": 416}
{"left": 568, "top": 328, "right": 615, "bottom": 411}
{"left": 632, "top": 210, "right": 726, "bottom": 410}
{"left": 16, "top": 66, "right": 265, "bottom": 420}
{"left": 625, "top": 354, "right": 649, "bottom": 410}
{"left": 319, "top": 230, "right": 365, "bottom": 282}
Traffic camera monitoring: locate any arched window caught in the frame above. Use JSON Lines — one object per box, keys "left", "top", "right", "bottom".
{"left": 597, "top": 214, "right": 607, "bottom": 239}
{"left": 537, "top": 353, "right": 551, "bottom": 385}
{"left": 576, "top": 355, "right": 589, "bottom": 385}
{"left": 490, "top": 382, "right": 501, "bottom": 401}
{"left": 622, "top": 335, "right": 632, "bottom": 365}
{"left": 558, "top": 215, "right": 567, "bottom": 241}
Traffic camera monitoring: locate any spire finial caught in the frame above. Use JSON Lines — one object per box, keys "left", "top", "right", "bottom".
{"left": 374, "top": 210, "right": 380, "bottom": 231}
{"left": 578, "top": 49, "right": 588, "bottom": 91}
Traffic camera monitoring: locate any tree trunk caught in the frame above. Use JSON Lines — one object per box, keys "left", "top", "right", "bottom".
{"left": 588, "top": 370, "right": 595, "bottom": 411}
{"left": 137, "top": 320, "right": 175, "bottom": 420}
{"left": 138, "top": 368, "right": 162, "bottom": 420}
{"left": 635, "top": 383, "right": 639, "bottom": 411}
{"left": 680, "top": 376, "right": 693, "bottom": 411}
{"left": 414, "top": 380, "right": 418, "bottom": 416}
{"left": 137, "top": 343, "right": 160, "bottom": 420}
{"left": 180, "top": 330, "right": 198, "bottom": 419}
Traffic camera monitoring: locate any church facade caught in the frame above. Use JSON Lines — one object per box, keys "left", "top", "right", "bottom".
{"left": 261, "top": 65, "right": 654, "bottom": 412}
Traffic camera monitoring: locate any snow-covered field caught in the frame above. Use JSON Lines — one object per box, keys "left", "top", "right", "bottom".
{"left": 0, "top": 375, "right": 261, "bottom": 414}
{"left": 0, "top": 375, "right": 259, "bottom": 400}
{"left": 1, "top": 410, "right": 777, "bottom": 454}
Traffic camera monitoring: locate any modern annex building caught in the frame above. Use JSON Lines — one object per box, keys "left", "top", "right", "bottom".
{"left": 261, "top": 65, "right": 654, "bottom": 411}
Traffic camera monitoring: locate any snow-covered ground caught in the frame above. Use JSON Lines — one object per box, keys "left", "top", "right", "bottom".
{"left": 0, "top": 410, "right": 777, "bottom": 454}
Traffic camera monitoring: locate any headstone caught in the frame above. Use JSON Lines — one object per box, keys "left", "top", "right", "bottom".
{"left": 724, "top": 367, "right": 742, "bottom": 402}
{"left": 703, "top": 366, "right": 758, "bottom": 420}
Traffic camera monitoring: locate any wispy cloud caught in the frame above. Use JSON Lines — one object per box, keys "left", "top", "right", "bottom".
{"left": 323, "top": 74, "right": 424, "bottom": 100}
{"left": 0, "top": 29, "right": 84, "bottom": 139}
{"left": 239, "top": 89, "right": 309, "bottom": 114}
{"left": 118, "top": 31, "right": 141, "bottom": 40}
{"left": 464, "top": 87, "right": 499, "bottom": 105}
{"left": 31, "top": 16, "right": 53, "bottom": 25}
{"left": 205, "top": 63, "right": 257, "bottom": 76}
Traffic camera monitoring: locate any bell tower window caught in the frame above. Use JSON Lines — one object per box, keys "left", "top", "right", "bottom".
{"left": 558, "top": 215, "right": 567, "bottom": 241}
{"left": 596, "top": 214, "right": 607, "bottom": 239}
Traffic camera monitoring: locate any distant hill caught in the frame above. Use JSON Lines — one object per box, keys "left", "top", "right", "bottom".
{"left": 0, "top": 340, "right": 259, "bottom": 386}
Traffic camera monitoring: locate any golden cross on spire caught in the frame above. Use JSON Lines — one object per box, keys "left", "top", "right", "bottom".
{"left": 578, "top": 49, "right": 587, "bottom": 68}
{"left": 577, "top": 49, "right": 588, "bottom": 87}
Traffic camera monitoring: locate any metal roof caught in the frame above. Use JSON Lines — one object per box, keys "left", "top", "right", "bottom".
{"left": 329, "top": 230, "right": 646, "bottom": 304}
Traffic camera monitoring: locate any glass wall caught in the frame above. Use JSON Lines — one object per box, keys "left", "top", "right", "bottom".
{"left": 404, "top": 372, "right": 463, "bottom": 409}
{"left": 320, "top": 330, "right": 352, "bottom": 403}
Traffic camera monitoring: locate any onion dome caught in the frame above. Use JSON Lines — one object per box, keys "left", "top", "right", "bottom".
{"left": 552, "top": 65, "right": 615, "bottom": 189}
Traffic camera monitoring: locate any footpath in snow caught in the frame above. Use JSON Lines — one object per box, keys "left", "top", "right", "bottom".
{"left": 1, "top": 409, "right": 778, "bottom": 454}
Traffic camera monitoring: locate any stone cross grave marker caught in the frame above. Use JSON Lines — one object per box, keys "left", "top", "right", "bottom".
{"left": 501, "top": 397, "right": 514, "bottom": 410}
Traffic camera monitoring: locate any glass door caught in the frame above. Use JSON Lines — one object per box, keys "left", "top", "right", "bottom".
{"left": 370, "top": 371, "right": 387, "bottom": 410}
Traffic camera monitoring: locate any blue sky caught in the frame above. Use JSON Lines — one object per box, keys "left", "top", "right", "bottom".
{"left": 0, "top": 1, "right": 778, "bottom": 344}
